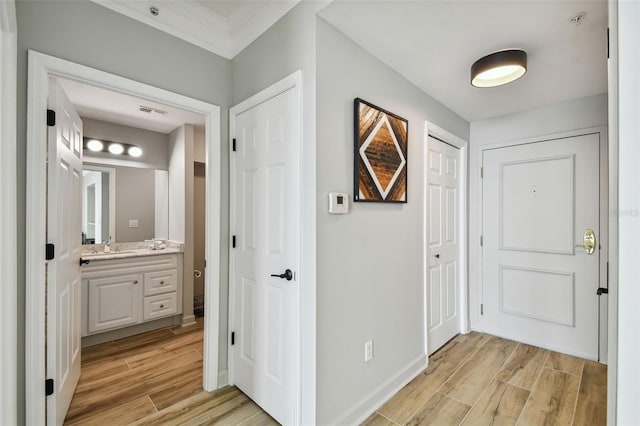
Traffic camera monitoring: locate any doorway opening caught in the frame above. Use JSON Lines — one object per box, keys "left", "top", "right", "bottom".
{"left": 26, "top": 52, "right": 220, "bottom": 424}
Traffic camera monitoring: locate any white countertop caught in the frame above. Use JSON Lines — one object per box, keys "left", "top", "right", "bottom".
{"left": 81, "top": 241, "right": 183, "bottom": 262}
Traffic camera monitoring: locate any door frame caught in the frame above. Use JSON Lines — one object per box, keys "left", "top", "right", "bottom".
{"left": 25, "top": 51, "right": 222, "bottom": 424}
{"left": 473, "top": 126, "right": 608, "bottom": 358}
{"left": 0, "top": 0, "right": 17, "bottom": 424}
{"left": 423, "top": 122, "right": 469, "bottom": 355}
{"left": 228, "top": 70, "right": 304, "bottom": 422}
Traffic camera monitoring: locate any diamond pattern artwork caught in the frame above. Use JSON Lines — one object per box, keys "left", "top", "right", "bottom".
{"left": 354, "top": 98, "right": 408, "bottom": 202}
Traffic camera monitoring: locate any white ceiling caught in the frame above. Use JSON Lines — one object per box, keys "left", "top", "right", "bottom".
{"left": 58, "top": 78, "right": 205, "bottom": 134}
{"left": 91, "top": 0, "right": 608, "bottom": 122}
{"left": 319, "top": 0, "right": 608, "bottom": 122}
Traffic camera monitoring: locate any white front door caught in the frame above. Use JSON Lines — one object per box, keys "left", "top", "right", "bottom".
{"left": 46, "top": 79, "right": 83, "bottom": 425}
{"left": 427, "top": 137, "right": 461, "bottom": 354}
{"left": 230, "top": 86, "right": 300, "bottom": 425}
{"left": 482, "top": 134, "right": 600, "bottom": 359}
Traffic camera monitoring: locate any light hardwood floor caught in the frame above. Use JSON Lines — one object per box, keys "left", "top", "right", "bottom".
{"left": 66, "top": 327, "right": 605, "bottom": 426}
{"left": 64, "top": 319, "right": 277, "bottom": 426}
{"left": 364, "top": 333, "right": 607, "bottom": 426}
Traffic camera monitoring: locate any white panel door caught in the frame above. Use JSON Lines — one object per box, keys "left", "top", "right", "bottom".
{"left": 46, "top": 79, "right": 83, "bottom": 425}
{"left": 230, "top": 87, "right": 299, "bottom": 425}
{"left": 427, "top": 137, "right": 461, "bottom": 354}
{"left": 482, "top": 134, "right": 600, "bottom": 359}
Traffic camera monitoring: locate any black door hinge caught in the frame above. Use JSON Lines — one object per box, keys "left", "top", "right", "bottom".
{"left": 232, "top": 138, "right": 237, "bottom": 152}
{"left": 607, "top": 27, "right": 610, "bottom": 59}
{"left": 45, "top": 379, "right": 54, "bottom": 396}
{"left": 45, "top": 243, "right": 55, "bottom": 260}
{"left": 232, "top": 235, "right": 236, "bottom": 248}
{"left": 231, "top": 331, "right": 235, "bottom": 345}
{"left": 480, "top": 304, "right": 484, "bottom": 315}
{"left": 204, "top": 259, "right": 207, "bottom": 268}
{"left": 47, "top": 109, "right": 56, "bottom": 127}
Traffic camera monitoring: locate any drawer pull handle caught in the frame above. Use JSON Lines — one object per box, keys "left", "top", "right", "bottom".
{"left": 133, "top": 280, "right": 138, "bottom": 284}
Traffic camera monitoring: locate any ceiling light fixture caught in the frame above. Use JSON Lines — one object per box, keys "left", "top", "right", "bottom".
{"left": 108, "top": 143, "right": 124, "bottom": 155}
{"left": 83, "top": 137, "right": 143, "bottom": 157}
{"left": 128, "top": 146, "right": 143, "bottom": 157}
{"left": 86, "top": 139, "right": 104, "bottom": 152}
{"left": 471, "top": 49, "right": 527, "bottom": 88}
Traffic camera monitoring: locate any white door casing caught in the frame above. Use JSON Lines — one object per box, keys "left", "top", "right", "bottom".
{"left": 0, "top": 0, "right": 17, "bottom": 423}
{"left": 229, "top": 85, "right": 300, "bottom": 425}
{"left": 427, "top": 137, "right": 461, "bottom": 354}
{"left": 47, "top": 79, "right": 83, "bottom": 425}
{"left": 26, "top": 51, "right": 221, "bottom": 425}
{"left": 481, "top": 134, "right": 600, "bottom": 359}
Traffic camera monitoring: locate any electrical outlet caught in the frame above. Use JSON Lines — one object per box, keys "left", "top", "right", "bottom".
{"left": 365, "top": 340, "right": 373, "bottom": 362}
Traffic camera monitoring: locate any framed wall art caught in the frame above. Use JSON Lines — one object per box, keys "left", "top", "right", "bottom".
{"left": 354, "top": 98, "right": 408, "bottom": 203}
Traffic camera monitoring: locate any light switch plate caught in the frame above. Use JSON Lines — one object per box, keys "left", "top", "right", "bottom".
{"left": 129, "top": 219, "right": 139, "bottom": 228}
{"left": 329, "top": 192, "right": 349, "bottom": 214}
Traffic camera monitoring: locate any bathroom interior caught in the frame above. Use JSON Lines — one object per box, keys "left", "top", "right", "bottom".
{"left": 60, "top": 77, "right": 209, "bottom": 424}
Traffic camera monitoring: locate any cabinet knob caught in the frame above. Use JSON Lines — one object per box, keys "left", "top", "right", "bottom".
{"left": 160, "top": 304, "right": 165, "bottom": 308}
{"left": 160, "top": 280, "right": 165, "bottom": 284}
{"left": 133, "top": 280, "right": 138, "bottom": 284}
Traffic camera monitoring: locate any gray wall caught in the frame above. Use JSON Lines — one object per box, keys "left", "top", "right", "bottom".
{"left": 15, "top": 1, "right": 231, "bottom": 422}
{"left": 231, "top": 3, "right": 319, "bottom": 422}
{"left": 316, "top": 18, "right": 469, "bottom": 424}
{"left": 114, "top": 167, "right": 156, "bottom": 242}
{"left": 83, "top": 118, "right": 170, "bottom": 170}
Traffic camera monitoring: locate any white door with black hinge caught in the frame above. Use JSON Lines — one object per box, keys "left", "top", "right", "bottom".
{"left": 46, "top": 79, "right": 83, "bottom": 425}
{"left": 229, "top": 86, "right": 300, "bottom": 425}
{"left": 482, "top": 134, "right": 600, "bottom": 359}
{"left": 427, "top": 136, "right": 461, "bottom": 354}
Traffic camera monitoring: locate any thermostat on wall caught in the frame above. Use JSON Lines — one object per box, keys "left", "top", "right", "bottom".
{"left": 329, "top": 192, "right": 349, "bottom": 214}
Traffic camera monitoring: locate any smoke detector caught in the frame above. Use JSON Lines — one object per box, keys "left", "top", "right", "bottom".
{"left": 569, "top": 12, "right": 587, "bottom": 25}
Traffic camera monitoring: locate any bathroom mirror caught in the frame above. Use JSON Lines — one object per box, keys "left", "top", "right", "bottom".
{"left": 82, "top": 163, "right": 169, "bottom": 243}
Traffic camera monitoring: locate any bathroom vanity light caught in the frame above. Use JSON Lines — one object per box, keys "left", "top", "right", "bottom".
{"left": 108, "top": 143, "right": 124, "bottom": 154}
{"left": 83, "top": 137, "right": 143, "bottom": 158}
{"left": 86, "top": 139, "right": 104, "bottom": 152}
{"left": 471, "top": 49, "right": 527, "bottom": 88}
{"left": 128, "top": 146, "right": 143, "bottom": 157}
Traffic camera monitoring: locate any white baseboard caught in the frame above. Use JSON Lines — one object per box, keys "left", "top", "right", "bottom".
{"left": 330, "top": 353, "right": 428, "bottom": 426}
{"left": 181, "top": 314, "right": 197, "bottom": 326}
{"left": 217, "top": 369, "right": 229, "bottom": 387}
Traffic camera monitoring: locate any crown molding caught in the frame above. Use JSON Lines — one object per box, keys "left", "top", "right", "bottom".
{"left": 91, "top": 0, "right": 301, "bottom": 59}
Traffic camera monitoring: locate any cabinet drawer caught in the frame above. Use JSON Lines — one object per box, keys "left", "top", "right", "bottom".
{"left": 143, "top": 292, "right": 177, "bottom": 321}
{"left": 143, "top": 269, "right": 178, "bottom": 296}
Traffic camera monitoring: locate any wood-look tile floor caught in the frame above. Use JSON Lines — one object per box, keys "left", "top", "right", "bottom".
{"left": 364, "top": 333, "right": 607, "bottom": 426}
{"left": 64, "top": 319, "right": 278, "bottom": 426}
{"left": 66, "top": 327, "right": 605, "bottom": 426}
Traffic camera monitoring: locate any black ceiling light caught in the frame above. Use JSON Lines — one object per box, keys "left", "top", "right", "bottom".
{"left": 471, "top": 49, "right": 527, "bottom": 88}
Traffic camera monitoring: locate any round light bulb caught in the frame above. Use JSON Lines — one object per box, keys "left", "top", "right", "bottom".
{"left": 108, "top": 143, "right": 124, "bottom": 155}
{"left": 86, "top": 139, "right": 104, "bottom": 152}
{"left": 128, "top": 146, "right": 143, "bottom": 157}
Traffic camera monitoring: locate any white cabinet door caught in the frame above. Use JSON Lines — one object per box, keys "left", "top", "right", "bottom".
{"left": 482, "top": 134, "right": 600, "bottom": 359}
{"left": 88, "top": 274, "right": 141, "bottom": 333}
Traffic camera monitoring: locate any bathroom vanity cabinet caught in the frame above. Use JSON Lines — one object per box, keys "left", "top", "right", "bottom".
{"left": 80, "top": 253, "right": 183, "bottom": 337}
